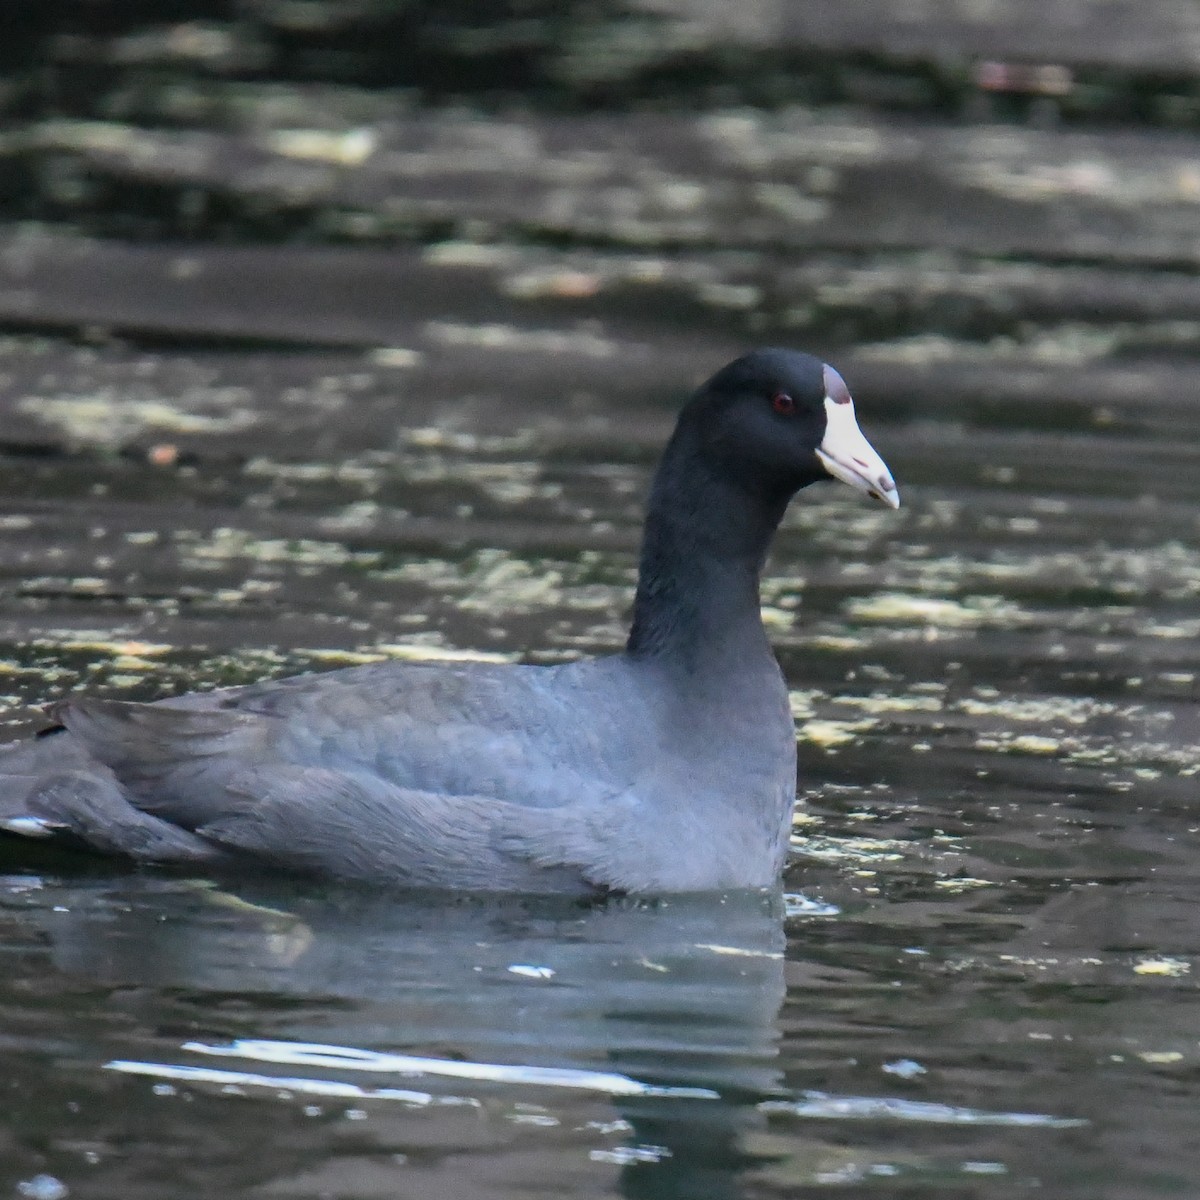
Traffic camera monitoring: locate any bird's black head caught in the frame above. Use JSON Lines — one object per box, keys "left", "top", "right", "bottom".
{"left": 684, "top": 347, "right": 899, "bottom": 507}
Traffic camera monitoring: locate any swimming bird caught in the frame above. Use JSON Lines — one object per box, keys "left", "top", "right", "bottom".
{"left": 0, "top": 349, "right": 898, "bottom": 892}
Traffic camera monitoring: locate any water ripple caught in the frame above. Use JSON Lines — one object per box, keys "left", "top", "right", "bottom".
{"left": 115, "top": 1038, "right": 719, "bottom": 1099}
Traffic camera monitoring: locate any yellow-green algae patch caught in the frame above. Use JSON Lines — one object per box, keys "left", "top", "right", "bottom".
{"left": 838, "top": 693, "right": 944, "bottom": 716}
{"left": 789, "top": 834, "right": 907, "bottom": 865}
{"left": 34, "top": 638, "right": 173, "bottom": 658}
{"left": 798, "top": 718, "right": 879, "bottom": 748}
{"left": 933, "top": 877, "right": 996, "bottom": 893}
{"left": 1133, "top": 957, "right": 1190, "bottom": 977}
{"left": 175, "top": 527, "right": 383, "bottom": 569}
{"left": 18, "top": 392, "right": 258, "bottom": 445}
{"left": 846, "top": 593, "right": 1033, "bottom": 629}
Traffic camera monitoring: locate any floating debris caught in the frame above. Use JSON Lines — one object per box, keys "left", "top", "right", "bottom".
{"left": 1133, "top": 958, "right": 1191, "bottom": 978}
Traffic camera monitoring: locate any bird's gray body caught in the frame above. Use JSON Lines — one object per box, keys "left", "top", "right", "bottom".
{"left": 0, "top": 651, "right": 796, "bottom": 892}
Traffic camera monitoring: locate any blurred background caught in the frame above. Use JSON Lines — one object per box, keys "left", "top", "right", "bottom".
{"left": 1, "top": 4, "right": 1199, "bottom": 1199}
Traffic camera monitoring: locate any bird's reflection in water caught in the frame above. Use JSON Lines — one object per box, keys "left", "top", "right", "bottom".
{"left": 16, "top": 873, "right": 788, "bottom": 1199}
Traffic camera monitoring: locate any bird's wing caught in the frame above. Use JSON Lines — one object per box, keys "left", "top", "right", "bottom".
{"left": 47, "top": 658, "right": 634, "bottom": 828}
{"left": 1, "top": 656, "right": 652, "bottom": 888}
{"left": 185, "top": 762, "right": 620, "bottom": 891}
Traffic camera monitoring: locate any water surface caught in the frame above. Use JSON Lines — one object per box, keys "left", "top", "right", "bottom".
{"left": 0, "top": 315, "right": 1196, "bottom": 1198}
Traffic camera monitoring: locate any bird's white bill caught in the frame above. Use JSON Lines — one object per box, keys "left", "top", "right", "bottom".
{"left": 815, "top": 395, "right": 900, "bottom": 508}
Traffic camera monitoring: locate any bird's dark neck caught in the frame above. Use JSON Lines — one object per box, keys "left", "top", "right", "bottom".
{"left": 625, "top": 425, "right": 792, "bottom": 673}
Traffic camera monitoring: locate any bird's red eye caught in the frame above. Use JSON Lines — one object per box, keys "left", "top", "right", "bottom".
{"left": 771, "top": 392, "right": 796, "bottom": 415}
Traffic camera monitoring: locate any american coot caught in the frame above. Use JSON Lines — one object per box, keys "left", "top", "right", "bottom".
{"left": 0, "top": 349, "right": 898, "bottom": 893}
